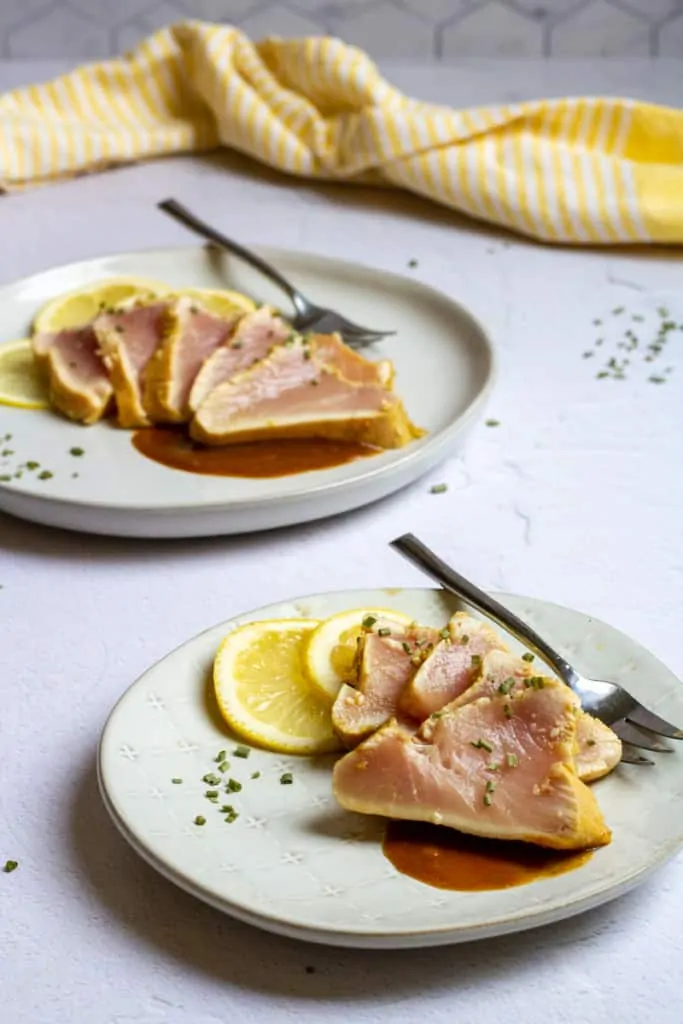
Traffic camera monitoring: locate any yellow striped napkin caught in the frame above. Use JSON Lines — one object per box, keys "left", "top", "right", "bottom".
{"left": 2, "top": 19, "right": 683, "bottom": 245}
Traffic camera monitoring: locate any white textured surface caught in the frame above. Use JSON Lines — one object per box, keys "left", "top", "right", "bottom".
{"left": 1, "top": 59, "right": 683, "bottom": 1024}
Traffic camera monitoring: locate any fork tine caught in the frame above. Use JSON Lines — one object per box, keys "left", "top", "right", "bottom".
{"left": 613, "top": 720, "right": 673, "bottom": 753}
{"left": 627, "top": 705, "right": 683, "bottom": 740}
{"left": 620, "top": 743, "right": 655, "bottom": 766}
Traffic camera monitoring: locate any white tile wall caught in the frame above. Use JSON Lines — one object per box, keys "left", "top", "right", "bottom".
{"left": 1, "top": 0, "right": 682, "bottom": 59}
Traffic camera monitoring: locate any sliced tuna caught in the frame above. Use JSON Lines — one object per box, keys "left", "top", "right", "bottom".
{"left": 399, "top": 612, "right": 508, "bottom": 720}
{"left": 188, "top": 306, "right": 291, "bottom": 413}
{"left": 332, "top": 626, "right": 440, "bottom": 745}
{"left": 190, "top": 339, "right": 423, "bottom": 448}
{"left": 333, "top": 682, "right": 611, "bottom": 851}
{"left": 95, "top": 302, "right": 169, "bottom": 428}
{"left": 32, "top": 326, "right": 113, "bottom": 424}
{"left": 143, "top": 297, "right": 239, "bottom": 422}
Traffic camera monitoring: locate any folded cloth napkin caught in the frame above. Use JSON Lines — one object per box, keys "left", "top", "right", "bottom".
{"left": 2, "top": 20, "right": 682, "bottom": 245}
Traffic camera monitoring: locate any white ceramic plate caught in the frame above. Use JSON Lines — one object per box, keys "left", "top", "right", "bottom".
{"left": 0, "top": 245, "right": 494, "bottom": 537}
{"left": 98, "top": 587, "right": 683, "bottom": 949}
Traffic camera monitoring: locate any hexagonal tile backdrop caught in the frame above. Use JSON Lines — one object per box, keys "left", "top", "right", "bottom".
{"left": 1, "top": 0, "right": 682, "bottom": 58}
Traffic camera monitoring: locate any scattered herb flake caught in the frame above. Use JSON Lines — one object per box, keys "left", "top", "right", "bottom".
{"left": 37, "top": 471, "right": 53, "bottom": 480}
{"left": 69, "top": 447, "right": 84, "bottom": 457}
{"left": 503, "top": 703, "right": 513, "bottom": 718}
{"left": 171, "top": 778, "right": 183, "bottom": 785}
{"left": 194, "top": 816, "right": 206, "bottom": 827}
{"left": 226, "top": 778, "right": 242, "bottom": 793}
{"left": 362, "top": 615, "right": 377, "bottom": 629}
{"left": 483, "top": 793, "right": 492, "bottom": 807}
{"left": 233, "top": 745, "right": 250, "bottom": 759}
{"left": 430, "top": 483, "right": 448, "bottom": 494}
{"left": 521, "top": 652, "right": 535, "bottom": 662}
{"left": 215, "top": 750, "right": 227, "bottom": 762}
{"left": 498, "top": 678, "right": 515, "bottom": 695}
{"left": 378, "top": 626, "right": 391, "bottom": 637}
{"left": 471, "top": 654, "right": 482, "bottom": 668}
{"left": 218, "top": 760, "right": 230, "bottom": 773}
{"left": 3, "top": 860, "right": 18, "bottom": 873}
{"left": 587, "top": 739, "right": 596, "bottom": 747}
{"left": 439, "top": 627, "right": 450, "bottom": 641}
{"left": 582, "top": 351, "right": 594, "bottom": 358}
{"left": 485, "top": 419, "right": 500, "bottom": 427}
{"left": 612, "top": 306, "right": 624, "bottom": 315}
{"left": 649, "top": 375, "right": 666, "bottom": 384}
{"left": 251, "top": 771, "right": 261, "bottom": 780}
{"left": 280, "top": 772, "right": 294, "bottom": 785}
{"left": 471, "top": 738, "right": 493, "bottom": 752}
{"left": 203, "top": 773, "right": 221, "bottom": 786}
{"left": 408, "top": 258, "right": 418, "bottom": 268}
{"left": 506, "top": 752, "right": 519, "bottom": 768}
{"left": 204, "top": 790, "right": 219, "bottom": 800}
{"left": 485, "top": 780, "right": 497, "bottom": 794}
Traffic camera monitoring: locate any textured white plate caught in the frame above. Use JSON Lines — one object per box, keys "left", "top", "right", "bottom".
{"left": 0, "top": 245, "right": 495, "bottom": 537}
{"left": 98, "top": 587, "right": 683, "bottom": 949}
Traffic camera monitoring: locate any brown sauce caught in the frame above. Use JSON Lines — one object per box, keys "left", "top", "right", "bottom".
{"left": 384, "top": 821, "right": 593, "bottom": 891}
{"left": 132, "top": 428, "right": 381, "bottom": 478}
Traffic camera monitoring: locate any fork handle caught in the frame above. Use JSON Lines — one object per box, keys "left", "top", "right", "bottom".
{"left": 391, "top": 533, "right": 580, "bottom": 688}
{"left": 157, "top": 198, "right": 308, "bottom": 316}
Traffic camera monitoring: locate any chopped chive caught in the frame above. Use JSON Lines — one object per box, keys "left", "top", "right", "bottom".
{"left": 220, "top": 804, "right": 235, "bottom": 814}
{"left": 439, "top": 627, "right": 450, "bottom": 641}
{"left": 361, "top": 615, "right": 377, "bottom": 629}
{"left": 586, "top": 739, "right": 596, "bottom": 747}
{"left": 25, "top": 461, "right": 39, "bottom": 470}
{"left": 226, "top": 778, "right": 242, "bottom": 793}
{"left": 483, "top": 793, "right": 492, "bottom": 807}
{"left": 486, "top": 762, "right": 500, "bottom": 772}
{"left": 471, "top": 654, "right": 482, "bottom": 668}
{"left": 612, "top": 306, "right": 624, "bottom": 315}
{"left": 0, "top": 475, "right": 11, "bottom": 482}
{"left": 471, "top": 738, "right": 493, "bottom": 752}
{"left": 204, "top": 790, "right": 219, "bottom": 799}
{"left": 582, "top": 351, "right": 594, "bottom": 358}
{"left": 215, "top": 750, "right": 227, "bottom": 762}
{"left": 592, "top": 319, "right": 602, "bottom": 326}
{"left": 251, "top": 771, "right": 261, "bottom": 779}
{"left": 378, "top": 626, "right": 391, "bottom": 637}
{"left": 485, "top": 780, "right": 497, "bottom": 794}
{"left": 503, "top": 703, "right": 513, "bottom": 718}
{"left": 37, "top": 471, "right": 53, "bottom": 480}
{"left": 202, "top": 773, "right": 220, "bottom": 786}
{"left": 194, "top": 816, "right": 206, "bottom": 826}
{"left": 431, "top": 710, "right": 445, "bottom": 720}
{"left": 408, "top": 258, "right": 418, "bottom": 268}
{"left": 280, "top": 772, "right": 294, "bottom": 785}
{"left": 171, "top": 777, "right": 183, "bottom": 784}
{"left": 224, "top": 810, "right": 239, "bottom": 823}
{"left": 657, "top": 306, "right": 670, "bottom": 318}
{"left": 69, "top": 447, "right": 84, "bottom": 457}
{"left": 218, "top": 760, "right": 230, "bottom": 773}
{"left": 521, "top": 652, "right": 534, "bottom": 663}
{"left": 303, "top": 349, "right": 312, "bottom": 360}
{"left": 3, "top": 860, "right": 18, "bottom": 873}
{"left": 402, "top": 641, "right": 412, "bottom": 655}
{"left": 233, "top": 745, "right": 250, "bottom": 758}
{"left": 632, "top": 314, "right": 644, "bottom": 322}
{"left": 460, "top": 634, "right": 470, "bottom": 645}
{"left": 649, "top": 375, "right": 666, "bottom": 384}
{"left": 430, "top": 483, "right": 448, "bottom": 494}
{"left": 529, "top": 676, "right": 545, "bottom": 689}
{"left": 485, "top": 419, "right": 500, "bottom": 427}
{"left": 506, "top": 752, "right": 519, "bottom": 768}
{"left": 596, "top": 372, "right": 609, "bottom": 379}
{"left": 498, "top": 678, "right": 515, "bottom": 695}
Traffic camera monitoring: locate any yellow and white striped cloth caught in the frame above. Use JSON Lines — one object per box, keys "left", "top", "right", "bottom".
{"left": 2, "top": 20, "right": 683, "bottom": 245}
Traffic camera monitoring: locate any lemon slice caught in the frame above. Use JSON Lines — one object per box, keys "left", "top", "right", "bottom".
{"left": 172, "top": 287, "right": 257, "bottom": 319}
{"left": 0, "top": 339, "right": 49, "bottom": 410}
{"left": 304, "top": 607, "right": 415, "bottom": 701}
{"left": 213, "top": 619, "right": 341, "bottom": 755}
{"left": 33, "top": 276, "right": 169, "bottom": 333}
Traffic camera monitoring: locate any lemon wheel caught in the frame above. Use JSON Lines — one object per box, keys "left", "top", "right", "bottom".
{"left": 32, "top": 276, "right": 169, "bottom": 333}
{"left": 0, "top": 339, "right": 49, "bottom": 410}
{"left": 171, "top": 287, "right": 257, "bottom": 320}
{"left": 213, "top": 619, "right": 341, "bottom": 755}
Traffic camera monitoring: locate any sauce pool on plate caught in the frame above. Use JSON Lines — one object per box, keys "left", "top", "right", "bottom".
{"left": 384, "top": 821, "right": 593, "bottom": 891}
{"left": 132, "top": 428, "right": 381, "bottom": 478}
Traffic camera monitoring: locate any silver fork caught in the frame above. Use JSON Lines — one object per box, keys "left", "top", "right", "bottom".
{"left": 391, "top": 533, "right": 683, "bottom": 766}
{"left": 158, "top": 198, "right": 396, "bottom": 349}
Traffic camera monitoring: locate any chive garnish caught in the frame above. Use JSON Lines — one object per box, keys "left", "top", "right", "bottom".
{"left": 586, "top": 739, "right": 596, "bottom": 747}
{"left": 194, "top": 816, "right": 206, "bottom": 826}
{"left": 215, "top": 750, "right": 227, "bottom": 762}
{"left": 521, "top": 652, "right": 534, "bottom": 662}
{"left": 439, "top": 627, "right": 450, "bottom": 640}
{"left": 226, "top": 778, "right": 242, "bottom": 792}
{"left": 408, "top": 258, "right": 418, "bottom": 268}
{"left": 483, "top": 793, "right": 492, "bottom": 807}
{"left": 225, "top": 810, "right": 239, "bottom": 823}
{"left": 498, "top": 678, "right": 515, "bottom": 695}
{"left": 362, "top": 615, "right": 377, "bottom": 629}
{"left": 402, "top": 641, "right": 412, "bottom": 655}
{"left": 430, "top": 483, "right": 448, "bottom": 494}
{"left": 529, "top": 676, "right": 545, "bottom": 689}
{"left": 218, "top": 760, "right": 230, "bottom": 773}
{"left": 506, "top": 752, "right": 519, "bottom": 768}
{"left": 487, "top": 762, "right": 500, "bottom": 772}
{"left": 503, "top": 704, "right": 512, "bottom": 718}
{"left": 471, "top": 654, "right": 482, "bottom": 667}
{"left": 3, "top": 860, "right": 18, "bottom": 873}
{"left": 204, "top": 790, "right": 219, "bottom": 799}
{"left": 251, "top": 771, "right": 261, "bottom": 779}
{"left": 233, "top": 745, "right": 250, "bottom": 758}
{"left": 69, "top": 447, "right": 84, "bottom": 457}
{"left": 612, "top": 306, "right": 624, "bottom": 315}
{"left": 485, "top": 780, "right": 497, "bottom": 794}
{"left": 378, "top": 626, "right": 391, "bottom": 637}
{"left": 485, "top": 419, "right": 500, "bottom": 427}
{"left": 471, "top": 738, "right": 493, "bottom": 752}
{"left": 280, "top": 773, "right": 294, "bottom": 785}
{"left": 220, "top": 804, "right": 235, "bottom": 814}
{"left": 37, "top": 471, "right": 53, "bottom": 480}
{"left": 171, "top": 778, "right": 183, "bottom": 784}
{"left": 26, "top": 461, "right": 39, "bottom": 470}
{"left": 202, "top": 773, "right": 220, "bottom": 786}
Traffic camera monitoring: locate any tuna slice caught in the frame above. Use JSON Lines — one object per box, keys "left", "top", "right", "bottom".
{"left": 188, "top": 306, "right": 291, "bottom": 413}
{"left": 446, "top": 649, "right": 622, "bottom": 783}
{"left": 333, "top": 682, "right": 612, "bottom": 851}
{"left": 310, "top": 333, "right": 394, "bottom": 388}
{"left": 333, "top": 626, "right": 440, "bottom": 745}
{"left": 143, "top": 298, "right": 239, "bottom": 423}
{"left": 399, "top": 612, "right": 508, "bottom": 720}
{"left": 95, "top": 302, "right": 169, "bottom": 428}
{"left": 32, "top": 327, "right": 113, "bottom": 424}
{"left": 190, "top": 340, "right": 423, "bottom": 448}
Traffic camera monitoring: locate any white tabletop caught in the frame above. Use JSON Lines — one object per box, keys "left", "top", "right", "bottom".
{"left": 1, "top": 58, "right": 682, "bottom": 1024}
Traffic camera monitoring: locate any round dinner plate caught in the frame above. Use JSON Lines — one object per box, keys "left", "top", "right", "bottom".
{"left": 0, "top": 245, "right": 495, "bottom": 538}
{"left": 98, "top": 587, "right": 683, "bottom": 949}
